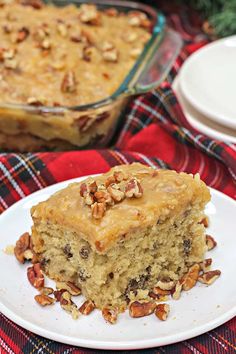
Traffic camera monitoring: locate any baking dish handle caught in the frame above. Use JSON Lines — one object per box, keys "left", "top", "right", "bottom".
{"left": 126, "top": 28, "right": 183, "bottom": 95}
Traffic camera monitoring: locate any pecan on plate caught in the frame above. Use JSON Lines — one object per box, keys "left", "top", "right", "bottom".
{"left": 27, "top": 263, "right": 44, "bottom": 289}
{"left": 129, "top": 301, "right": 156, "bottom": 318}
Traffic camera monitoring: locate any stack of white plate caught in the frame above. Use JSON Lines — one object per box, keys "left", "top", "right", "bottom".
{"left": 173, "top": 36, "right": 236, "bottom": 143}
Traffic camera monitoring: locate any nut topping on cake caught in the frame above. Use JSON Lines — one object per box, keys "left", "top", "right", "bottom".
{"left": 80, "top": 172, "right": 144, "bottom": 218}
{"left": 125, "top": 178, "right": 143, "bottom": 198}
{"left": 56, "top": 281, "right": 81, "bottom": 296}
{"left": 61, "top": 71, "right": 77, "bottom": 93}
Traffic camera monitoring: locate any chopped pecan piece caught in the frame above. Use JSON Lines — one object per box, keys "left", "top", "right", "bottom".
{"left": 94, "top": 190, "right": 113, "bottom": 205}
{"left": 91, "top": 202, "right": 106, "bottom": 219}
{"left": 84, "top": 193, "right": 94, "bottom": 206}
{"left": 54, "top": 289, "right": 66, "bottom": 302}
{"left": 153, "top": 287, "right": 171, "bottom": 296}
{"left": 200, "top": 216, "right": 209, "bottom": 227}
{"left": 61, "top": 71, "right": 77, "bottom": 93}
{"left": 199, "top": 258, "right": 212, "bottom": 272}
{"left": 40, "top": 287, "right": 54, "bottom": 296}
{"left": 113, "top": 170, "right": 128, "bottom": 182}
{"left": 129, "top": 301, "right": 156, "bottom": 318}
{"left": 60, "top": 291, "right": 79, "bottom": 319}
{"left": 27, "top": 263, "right": 44, "bottom": 289}
{"left": 56, "top": 281, "right": 81, "bottom": 296}
{"left": 104, "top": 8, "right": 118, "bottom": 17}
{"left": 102, "top": 307, "right": 118, "bottom": 324}
{"left": 21, "top": 0, "right": 44, "bottom": 9}
{"left": 105, "top": 175, "right": 116, "bottom": 187}
{"left": 102, "top": 48, "right": 118, "bottom": 62}
{"left": 128, "top": 11, "right": 150, "bottom": 28}
{"left": 14, "top": 232, "right": 30, "bottom": 263}
{"left": 130, "top": 47, "right": 142, "bottom": 59}
{"left": 125, "top": 178, "right": 143, "bottom": 198}
{"left": 198, "top": 270, "right": 221, "bottom": 285}
{"left": 182, "top": 264, "right": 200, "bottom": 291}
{"left": 57, "top": 22, "right": 67, "bottom": 37}
{"left": 79, "top": 4, "right": 101, "bottom": 25}
{"left": 35, "top": 294, "right": 55, "bottom": 306}
{"left": 171, "top": 281, "right": 183, "bottom": 300}
{"left": 17, "top": 27, "right": 30, "bottom": 43}
{"left": 206, "top": 235, "right": 217, "bottom": 251}
{"left": 123, "top": 32, "right": 138, "bottom": 43}
{"left": 80, "top": 182, "right": 88, "bottom": 197}
{"left": 79, "top": 300, "right": 95, "bottom": 315}
{"left": 4, "top": 59, "right": 18, "bottom": 69}
{"left": 107, "top": 184, "right": 125, "bottom": 202}
{"left": 155, "top": 304, "right": 170, "bottom": 321}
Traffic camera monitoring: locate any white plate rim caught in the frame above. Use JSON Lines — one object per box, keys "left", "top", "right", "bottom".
{"left": 172, "top": 76, "right": 236, "bottom": 143}
{"left": 0, "top": 176, "right": 236, "bottom": 350}
{"left": 179, "top": 36, "right": 236, "bottom": 130}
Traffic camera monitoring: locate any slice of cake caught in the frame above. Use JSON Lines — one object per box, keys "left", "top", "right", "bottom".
{"left": 31, "top": 163, "right": 210, "bottom": 312}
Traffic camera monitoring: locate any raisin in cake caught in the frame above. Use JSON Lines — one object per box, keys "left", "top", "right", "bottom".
{"left": 31, "top": 163, "right": 210, "bottom": 311}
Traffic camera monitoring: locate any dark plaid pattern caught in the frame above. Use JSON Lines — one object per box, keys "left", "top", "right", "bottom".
{"left": 0, "top": 4, "right": 236, "bottom": 354}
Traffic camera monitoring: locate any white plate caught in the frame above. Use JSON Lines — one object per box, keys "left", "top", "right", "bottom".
{"left": 173, "top": 75, "right": 236, "bottom": 143}
{"left": 0, "top": 177, "right": 236, "bottom": 350}
{"left": 179, "top": 36, "right": 236, "bottom": 130}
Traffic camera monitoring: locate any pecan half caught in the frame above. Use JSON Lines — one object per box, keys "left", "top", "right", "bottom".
{"left": 155, "top": 304, "right": 170, "bottom": 321}
{"left": 27, "top": 263, "right": 44, "bottom": 289}
{"left": 56, "top": 281, "right": 81, "bottom": 296}
{"left": 35, "top": 294, "right": 55, "bottom": 306}
{"left": 79, "top": 300, "right": 95, "bottom": 315}
{"left": 14, "top": 232, "right": 30, "bottom": 263}
{"left": 199, "top": 258, "right": 212, "bottom": 272}
{"left": 61, "top": 71, "right": 77, "bottom": 93}
{"left": 102, "top": 307, "right": 118, "bottom": 324}
{"left": 198, "top": 270, "right": 221, "bottom": 285}
{"left": 182, "top": 264, "right": 200, "bottom": 291}
{"left": 125, "top": 178, "right": 143, "bottom": 198}
{"left": 129, "top": 301, "right": 156, "bottom": 318}
{"left": 206, "top": 235, "right": 217, "bottom": 251}
{"left": 91, "top": 202, "right": 106, "bottom": 219}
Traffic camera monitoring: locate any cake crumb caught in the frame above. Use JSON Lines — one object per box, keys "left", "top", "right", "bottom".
{"left": 3, "top": 245, "right": 15, "bottom": 255}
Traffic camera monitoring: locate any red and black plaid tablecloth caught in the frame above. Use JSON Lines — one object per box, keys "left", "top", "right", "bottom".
{"left": 0, "top": 4, "right": 236, "bottom": 354}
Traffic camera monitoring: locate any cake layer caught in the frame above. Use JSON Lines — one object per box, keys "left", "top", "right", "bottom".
{"left": 31, "top": 163, "right": 211, "bottom": 253}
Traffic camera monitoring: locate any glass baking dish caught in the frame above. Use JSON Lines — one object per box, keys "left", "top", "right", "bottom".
{"left": 0, "top": 0, "right": 182, "bottom": 152}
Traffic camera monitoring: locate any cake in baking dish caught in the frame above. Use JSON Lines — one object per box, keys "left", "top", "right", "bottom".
{"left": 31, "top": 163, "right": 210, "bottom": 311}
